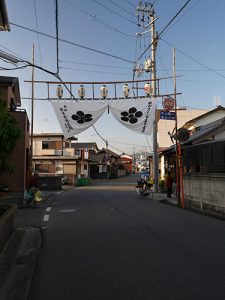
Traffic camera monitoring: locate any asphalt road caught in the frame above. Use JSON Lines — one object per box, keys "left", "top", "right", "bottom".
{"left": 27, "top": 175, "right": 225, "bottom": 300}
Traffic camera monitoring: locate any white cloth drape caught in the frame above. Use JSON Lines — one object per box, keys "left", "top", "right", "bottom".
{"left": 51, "top": 100, "right": 108, "bottom": 138}
{"left": 109, "top": 98, "right": 157, "bottom": 135}
{"left": 51, "top": 98, "right": 157, "bottom": 138}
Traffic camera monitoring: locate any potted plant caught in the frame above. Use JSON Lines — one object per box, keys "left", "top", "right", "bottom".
{"left": 159, "top": 179, "right": 166, "bottom": 193}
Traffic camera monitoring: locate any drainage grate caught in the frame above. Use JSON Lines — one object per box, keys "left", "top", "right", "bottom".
{"left": 16, "top": 254, "right": 33, "bottom": 265}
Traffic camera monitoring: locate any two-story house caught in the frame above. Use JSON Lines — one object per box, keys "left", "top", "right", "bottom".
{"left": 0, "top": 76, "right": 30, "bottom": 200}
{"left": 32, "top": 134, "right": 100, "bottom": 185}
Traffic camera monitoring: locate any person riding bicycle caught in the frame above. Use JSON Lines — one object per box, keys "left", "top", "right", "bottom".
{"left": 136, "top": 175, "right": 148, "bottom": 196}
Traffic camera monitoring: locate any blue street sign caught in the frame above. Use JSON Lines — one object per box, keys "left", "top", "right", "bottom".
{"left": 160, "top": 111, "right": 176, "bottom": 120}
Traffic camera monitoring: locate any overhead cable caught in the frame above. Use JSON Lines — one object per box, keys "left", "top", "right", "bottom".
{"left": 161, "top": 38, "right": 225, "bottom": 80}
{"left": 62, "top": 0, "right": 134, "bottom": 37}
{"left": 60, "top": 59, "right": 131, "bottom": 69}
{"left": 93, "top": 0, "right": 138, "bottom": 25}
{"left": 122, "top": 0, "right": 136, "bottom": 9}
{"left": 59, "top": 66, "right": 130, "bottom": 76}
{"left": 106, "top": 0, "right": 135, "bottom": 17}
{"left": 92, "top": 125, "right": 107, "bottom": 144}
{"left": 137, "top": 0, "right": 192, "bottom": 62}
{"left": 10, "top": 22, "right": 134, "bottom": 64}
{"left": 33, "top": 0, "right": 43, "bottom": 66}
{"left": 161, "top": 0, "right": 201, "bottom": 36}
{"left": 55, "top": 0, "right": 59, "bottom": 74}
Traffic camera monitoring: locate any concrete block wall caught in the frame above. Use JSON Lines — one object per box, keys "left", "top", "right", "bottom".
{"left": 184, "top": 174, "right": 225, "bottom": 214}
{"left": 0, "top": 205, "right": 17, "bottom": 253}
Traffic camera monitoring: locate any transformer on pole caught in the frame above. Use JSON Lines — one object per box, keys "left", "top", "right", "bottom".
{"left": 136, "top": 2, "right": 159, "bottom": 192}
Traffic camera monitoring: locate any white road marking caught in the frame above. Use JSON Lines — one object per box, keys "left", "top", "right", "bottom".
{"left": 43, "top": 214, "right": 49, "bottom": 221}
{"left": 55, "top": 191, "right": 63, "bottom": 195}
{"left": 46, "top": 207, "right": 51, "bottom": 212}
{"left": 59, "top": 209, "right": 76, "bottom": 213}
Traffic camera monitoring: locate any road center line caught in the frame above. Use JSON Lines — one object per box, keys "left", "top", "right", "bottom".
{"left": 43, "top": 214, "right": 49, "bottom": 222}
{"left": 46, "top": 207, "right": 51, "bottom": 212}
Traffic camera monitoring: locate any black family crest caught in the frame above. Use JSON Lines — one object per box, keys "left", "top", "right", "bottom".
{"left": 71, "top": 111, "right": 93, "bottom": 124}
{"left": 120, "top": 107, "right": 143, "bottom": 124}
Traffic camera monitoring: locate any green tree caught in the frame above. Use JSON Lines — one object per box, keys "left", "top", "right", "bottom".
{"left": 0, "top": 99, "right": 22, "bottom": 176}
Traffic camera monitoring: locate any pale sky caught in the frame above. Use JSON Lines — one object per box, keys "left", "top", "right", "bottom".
{"left": 0, "top": 0, "right": 225, "bottom": 154}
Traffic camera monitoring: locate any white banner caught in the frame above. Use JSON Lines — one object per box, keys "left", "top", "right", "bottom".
{"left": 109, "top": 98, "right": 157, "bottom": 135}
{"left": 51, "top": 100, "right": 108, "bottom": 138}
{"left": 51, "top": 98, "right": 157, "bottom": 138}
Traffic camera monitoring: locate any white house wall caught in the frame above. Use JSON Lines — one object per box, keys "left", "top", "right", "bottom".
{"left": 157, "top": 109, "right": 208, "bottom": 148}
{"left": 193, "top": 110, "right": 225, "bottom": 128}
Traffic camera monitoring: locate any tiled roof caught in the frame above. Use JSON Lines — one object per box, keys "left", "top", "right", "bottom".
{"left": 183, "top": 105, "right": 225, "bottom": 128}
{"left": 187, "top": 117, "right": 225, "bottom": 144}
{"left": 98, "top": 148, "right": 120, "bottom": 158}
{"left": 71, "top": 142, "right": 98, "bottom": 150}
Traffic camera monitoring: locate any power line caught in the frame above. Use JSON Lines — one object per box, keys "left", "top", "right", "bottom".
{"left": 59, "top": 66, "right": 130, "bottom": 76}
{"left": 33, "top": 0, "right": 43, "bottom": 66}
{"left": 10, "top": 22, "right": 134, "bottom": 64}
{"left": 55, "top": 0, "right": 60, "bottom": 74}
{"left": 137, "top": 0, "right": 192, "bottom": 62}
{"left": 161, "top": 38, "right": 225, "bottom": 80}
{"left": 62, "top": 0, "right": 134, "bottom": 37}
{"left": 92, "top": 125, "right": 107, "bottom": 144}
{"left": 161, "top": 0, "right": 201, "bottom": 36}
{"left": 93, "top": 0, "right": 138, "bottom": 25}
{"left": 122, "top": 0, "right": 136, "bottom": 9}
{"left": 60, "top": 59, "right": 131, "bottom": 69}
{"left": 108, "top": 143, "right": 124, "bottom": 154}
{"left": 105, "top": 0, "right": 135, "bottom": 17}
{"left": 0, "top": 43, "right": 28, "bottom": 62}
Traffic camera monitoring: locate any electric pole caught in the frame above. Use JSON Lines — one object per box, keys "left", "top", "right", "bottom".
{"left": 151, "top": 7, "right": 158, "bottom": 192}
{"left": 136, "top": 2, "right": 158, "bottom": 192}
{"left": 31, "top": 44, "right": 35, "bottom": 172}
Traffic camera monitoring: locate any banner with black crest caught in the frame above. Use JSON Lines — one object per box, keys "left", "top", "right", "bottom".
{"left": 51, "top": 98, "right": 157, "bottom": 138}
{"left": 51, "top": 100, "right": 108, "bottom": 138}
{"left": 109, "top": 98, "right": 157, "bottom": 135}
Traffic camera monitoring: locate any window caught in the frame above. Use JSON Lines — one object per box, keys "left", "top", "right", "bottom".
{"left": 42, "top": 141, "right": 56, "bottom": 149}
{"left": 75, "top": 149, "right": 81, "bottom": 156}
{"left": 42, "top": 141, "right": 49, "bottom": 149}
{"left": 84, "top": 164, "right": 87, "bottom": 170}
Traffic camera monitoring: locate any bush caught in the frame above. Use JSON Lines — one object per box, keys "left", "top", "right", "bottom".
{"left": 0, "top": 99, "right": 22, "bottom": 176}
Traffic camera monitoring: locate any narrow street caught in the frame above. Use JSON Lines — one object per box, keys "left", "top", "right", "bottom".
{"left": 25, "top": 175, "right": 225, "bottom": 300}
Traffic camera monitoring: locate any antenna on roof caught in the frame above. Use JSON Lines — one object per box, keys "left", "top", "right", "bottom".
{"left": 214, "top": 95, "right": 221, "bottom": 107}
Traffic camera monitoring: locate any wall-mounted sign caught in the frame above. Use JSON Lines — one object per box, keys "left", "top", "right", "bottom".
{"left": 160, "top": 111, "right": 176, "bottom": 120}
{"left": 162, "top": 97, "right": 175, "bottom": 111}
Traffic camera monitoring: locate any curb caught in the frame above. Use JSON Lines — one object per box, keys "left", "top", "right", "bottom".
{"left": 0, "top": 226, "right": 41, "bottom": 300}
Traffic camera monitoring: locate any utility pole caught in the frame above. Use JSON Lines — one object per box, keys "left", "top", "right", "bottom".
{"left": 31, "top": 44, "right": 35, "bottom": 172}
{"left": 132, "top": 147, "right": 136, "bottom": 173}
{"left": 106, "top": 140, "right": 109, "bottom": 180}
{"left": 151, "top": 8, "right": 158, "bottom": 192}
{"left": 136, "top": 2, "right": 158, "bottom": 192}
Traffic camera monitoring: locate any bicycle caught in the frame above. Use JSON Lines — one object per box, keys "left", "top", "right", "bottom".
{"left": 136, "top": 181, "right": 153, "bottom": 200}
{"left": 25, "top": 189, "right": 44, "bottom": 208}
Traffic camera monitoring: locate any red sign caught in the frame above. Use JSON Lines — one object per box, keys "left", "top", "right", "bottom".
{"left": 163, "top": 97, "right": 175, "bottom": 111}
